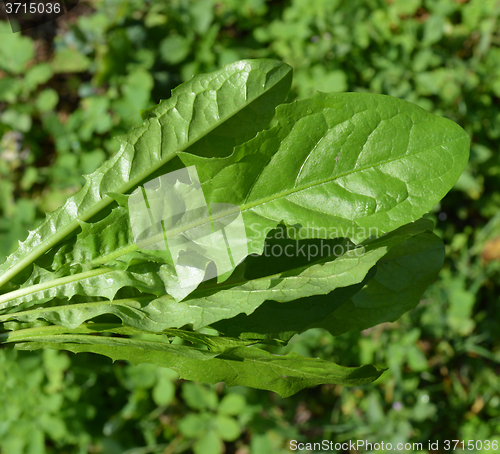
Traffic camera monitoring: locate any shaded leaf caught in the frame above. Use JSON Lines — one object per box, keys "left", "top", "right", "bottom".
{"left": 6, "top": 326, "right": 384, "bottom": 397}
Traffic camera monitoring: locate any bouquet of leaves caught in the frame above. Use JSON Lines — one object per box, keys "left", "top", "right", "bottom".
{"left": 0, "top": 60, "right": 469, "bottom": 396}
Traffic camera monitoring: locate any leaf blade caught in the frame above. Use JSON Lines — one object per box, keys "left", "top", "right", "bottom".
{"left": 181, "top": 92, "right": 469, "bottom": 250}
{"left": 0, "top": 220, "right": 434, "bottom": 331}
{"left": 211, "top": 230, "right": 444, "bottom": 342}
{"left": 8, "top": 331, "right": 384, "bottom": 397}
{"left": 0, "top": 59, "right": 292, "bottom": 288}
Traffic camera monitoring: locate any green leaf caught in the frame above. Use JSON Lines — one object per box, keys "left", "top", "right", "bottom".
{"left": 212, "top": 230, "right": 444, "bottom": 342}
{"left": 179, "top": 413, "right": 209, "bottom": 438}
{"left": 180, "top": 91, "right": 469, "bottom": 249}
{"left": 0, "top": 60, "right": 470, "bottom": 397}
{"left": 0, "top": 220, "right": 432, "bottom": 331}
{"left": 0, "top": 59, "right": 293, "bottom": 289}
{"left": 218, "top": 394, "right": 246, "bottom": 415}
{"left": 214, "top": 414, "right": 241, "bottom": 441}
{"left": 24, "top": 63, "right": 53, "bottom": 92}
{"left": 160, "top": 219, "right": 437, "bottom": 333}
{"left": 0, "top": 23, "right": 34, "bottom": 73}
{"left": 35, "top": 89, "right": 59, "bottom": 113}
{"left": 152, "top": 375, "right": 175, "bottom": 406}
{"left": 194, "top": 430, "right": 222, "bottom": 454}
{"left": 51, "top": 48, "right": 91, "bottom": 73}
{"left": 315, "top": 231, "right": 445, "bottom": 336}
{"left": 0, "top": 70, "right": 466, "bottom": 304}
{"left": 182, "top": 382, "right": 218, "bottom": 410}
{"left": 5, "top": 325, "right": 385, "bottom": 397}
{"left": 0, "top": 109, "right": 32, "bottom": 132}
{"left": 160, "top": 35, "right": 192, "bottom": 65}
{"left": 0, "top": 204, "right": 178, "bottom": 312}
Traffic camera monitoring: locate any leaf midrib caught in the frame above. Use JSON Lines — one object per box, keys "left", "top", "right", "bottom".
{"left": 124, "top": 130, "right": 465, "bottom": 257}
{"left": 242, "top": 134, "right": 464, "bottom": 214}
{"left": 0, "top": 66, "right": 289, "bottom": 289}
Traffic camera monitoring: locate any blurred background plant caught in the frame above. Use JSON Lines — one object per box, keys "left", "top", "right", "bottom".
{"left": 1, "top": 0, "right": 499, "bottom": 452}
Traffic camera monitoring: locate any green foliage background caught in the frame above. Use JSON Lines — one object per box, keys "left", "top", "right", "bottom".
{"left": 0, "top": 0, "right": 499, "bottom": 452}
